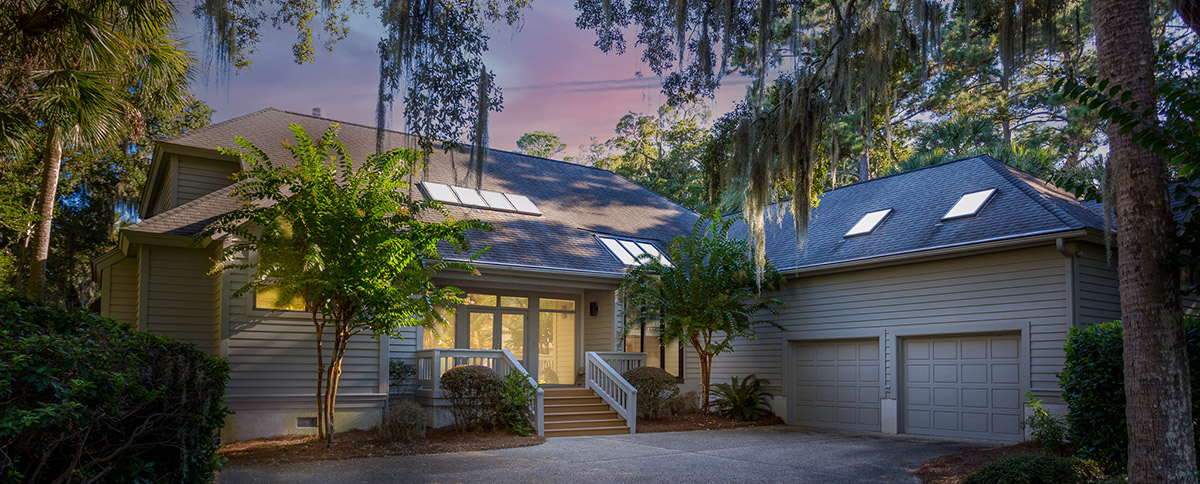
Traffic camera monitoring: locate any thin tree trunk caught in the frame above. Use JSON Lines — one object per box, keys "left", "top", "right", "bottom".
{"left": 314, "top": 312, "right": 327, "bottom": 441}
{"left": 1095, "top": 0, "right": 1195, "bottom": 481}
{"left": 690, "top": 335, "right": 711, "bottom": 414}
{"left": 29, "top": 127, "right": 61, "bottom": 299}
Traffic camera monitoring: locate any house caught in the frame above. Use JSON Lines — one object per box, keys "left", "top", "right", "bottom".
{"left": 93, "top": 108, "right": 1196, "bottom": 443}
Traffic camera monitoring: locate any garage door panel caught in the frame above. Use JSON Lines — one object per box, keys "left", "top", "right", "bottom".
{"left": 793, "top": 339, "right": 881, "bottom": 432}
{"left": 903, "top": 333, "right": 1022, "bottom": 442}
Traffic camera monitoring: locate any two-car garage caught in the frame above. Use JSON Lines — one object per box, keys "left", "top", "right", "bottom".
{"left": 789, "top": 333, "right": 1024, "bottom": 442}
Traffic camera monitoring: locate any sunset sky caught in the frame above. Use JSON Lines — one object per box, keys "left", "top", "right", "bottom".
{"left": 174, "top": 2, "right": 752, "bottom": 159}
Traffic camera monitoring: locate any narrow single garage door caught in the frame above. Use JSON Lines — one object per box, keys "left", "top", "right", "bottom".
{"left": 903, "top": 334, "right": 1022, "bottom": 441}
{"left": 792, "top": 339, "right": 881, "bottom": 431}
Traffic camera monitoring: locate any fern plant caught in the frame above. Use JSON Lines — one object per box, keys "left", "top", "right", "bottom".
{"left": 711, "top": 374, "right": 774, "bottom": 421}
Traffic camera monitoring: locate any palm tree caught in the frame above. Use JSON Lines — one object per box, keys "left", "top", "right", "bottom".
{"left": 1, "top": 0, "right": 191, "bottom": 299}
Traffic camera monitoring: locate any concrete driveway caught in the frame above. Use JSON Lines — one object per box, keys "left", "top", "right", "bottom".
{"left": 217, "top": 426, "right": 997, "bottom": 484}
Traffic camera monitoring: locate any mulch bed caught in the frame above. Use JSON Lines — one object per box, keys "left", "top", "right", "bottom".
{"left": 637, "top": 412, "right": 786, "bottom": 433}
{"left": 911, "top": 441, "right": 1076, "bottom": 484}
{"left": 219, "top": 427, "right": 545, "bottom": 466}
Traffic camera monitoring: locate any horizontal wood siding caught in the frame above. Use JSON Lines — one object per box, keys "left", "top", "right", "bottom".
{"left": 584, "top": 289, "right": 617, "bottom": 352}
{"left": 176, "top": 156, "right": 236, "bottom": 205}
{"left": 1075, "top": 243, "right": 1122, "bottom": 325}
{"left": 710, "top": 246, "right": 1070, "bottom": 403}
{"left": 144, "top": 246, "right": 216, "bottom": 354}
{"left": 387, "top": 326, "right": 419, "bottom": 368}
{"left": 105, "top": 256, "right": 139, "bottom": 325}
{"left": 224, "top": 263, "right": 382, "bottom": 408}
{"left": 151, "top": 162, "right": 174, "bottom": 216}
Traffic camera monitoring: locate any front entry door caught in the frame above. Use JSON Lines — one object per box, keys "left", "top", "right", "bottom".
{"left": 468, "top": 311, "right": 525, "bottom": 361}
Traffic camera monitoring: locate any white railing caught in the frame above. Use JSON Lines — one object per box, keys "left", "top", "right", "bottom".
{"left": 585, "top": 351, "right": 638, "bottom": 434}
{"left": 592, "top": 351, "right": 647, "bottom": 375}
{"left": 415, "top": 348, "right": 544, "bottom": 436}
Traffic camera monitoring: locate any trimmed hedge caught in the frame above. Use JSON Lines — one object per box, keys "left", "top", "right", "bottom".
{"left": 382, "top": 399, "right": 427, "bottom": 442}
{"left": 0, "top": 293, "right": 230, "bottom": 483}
{"left": 622, "top": 366, "right": 679, "bottom": 420}
{"left": 440, "top": 365, "right": 502, "bottom": 429}
{"left": 1060, "top": 316, "right": 1200, "bottom": 473}
{"left": 962, "top": 454, "right": 1105, "bottom": 484}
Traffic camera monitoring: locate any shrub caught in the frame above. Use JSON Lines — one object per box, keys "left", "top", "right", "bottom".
{"left": 1060, "top": 316, "right": 1200, "bottom": 473}
{"left": 440, "top": 365, "right": 502, "bottom": 429}
{"left": 1023, "top": 393, "right": 1069, "bottom": 450}
{"left": 382, "top": 399, "right": 427, "bottom": 442}
{"left": 622, "top": 366, "right": 679, "bottom": 420}
{"left": 495, "top": 371, "right": 539, "bottom": 436}
{"left": 0, "top": 293, "right": 230, "bottom": 483}
{"left": 389, "top": 359, "right": 417, "bottom": 395}
{"left": 711, "top": 374, "right": 774, "bottom": 421}
{"left": 961, "top": 454, "right": 1104, "bottom": 484}
{"left": 669, "top": 390, "right": 701, "bottom": 415}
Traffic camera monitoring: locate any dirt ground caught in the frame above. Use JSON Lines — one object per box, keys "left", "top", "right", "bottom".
{"left": 219, "top": 427, "right": 545, "bottom": 467}
{"left": 637, "top": 412, "right": 786, "bottom": 433}
{"left": 911, "top": 441, "right": 1072, "bottom": 484}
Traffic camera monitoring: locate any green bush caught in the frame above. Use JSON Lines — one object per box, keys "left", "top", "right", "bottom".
{"left": 440, "top": 365, "right": 502, "bottom": 429}
{"left": 1060, "top": 316, "right": 1200, "bottom": 473}
{"left": 622, "top": 366, "right": 679, "bottom": 420}
{"left": 962, "top": 454, "right": 1105, "bottom": 484}
{"left": 389, "top": 359, "right": 417, "bottom": 395}
{"left": 0, "top": 293, "right": 230, "bottom": 483}
{"left": 669, "top": 390, "right": 700, "bottom": 415}
{"left": 1023, "top": 393, "right": 1069, "bottom": 450}
{"left": 711, "top": 374, "right": 774, "bottom": 421}
{"left": 495, "top": 371, "right": 539, "bottom": 436}
{"left": 381, "top": 399, "right": 427, "bottom": 442}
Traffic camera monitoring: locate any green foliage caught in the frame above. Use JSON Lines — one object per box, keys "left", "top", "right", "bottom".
{"left": 962, "top": 454, "right": 1106, "bottom": 484}
{"left": 622, "top": 366, "right": 680, "bottom": 420}
{"left": 711, "top": 374, "right": 774, "bottom": 422}
{"left": 390, "top": 359, "right": 417, "bottom": 381}
{"left": 0, "top": 292, "right": 230, "bottom": 483}
{"left": 204, "top": 123, "right": 489, "bottom": 440}
{"left": 1060, "top": 317, "right": 1200, "bottom": 473}
{"left": 495, "top": 371, "right": 539, "bottom": 436}
{"left": 668, "top": 389, "right": 700, "bottom": 415}
{"left": 620, "top": 212, "right": 784, "bottom": 412}
{"left": 588, "top": 104, "right": 712, "bottom": 209}
{"left": 382, "top": 400, "right": 427, "bottom": 442}
{"left": 440, "top": 365, "right": 503, "bottom": 430}
{"left": 515, "top": 131, "right": 566, "bottom": 158}
{"left": 1023, "top": 393, "right": 1069, "bottom": 451}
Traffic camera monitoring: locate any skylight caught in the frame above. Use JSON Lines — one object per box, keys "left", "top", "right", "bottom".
{"left": 598, "top": 236, "right": 671, "bottom": 266}
{"left": 418, "top": 182, "right": 541, "bottom": 216}
{"left": 943, "top": 188, "right": 997, "bottom": 220}
{"left": 845, "top": 209, "right": 893, "bottom": 237}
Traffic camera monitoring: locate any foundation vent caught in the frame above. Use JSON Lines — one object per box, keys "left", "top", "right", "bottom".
{"left": 296, "top": 417, "right": 317, "bottom": 428}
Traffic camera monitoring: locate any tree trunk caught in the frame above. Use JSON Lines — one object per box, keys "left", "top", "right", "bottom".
{"left": 1095, "top": 0, "right": 1195, "bottom": 481}
{"left": 28, "top": 127, "right": 62, "bottom": 300}
{"left": 691, "top": 335, "right": 712, "bottom": 413}
{"left": 314, "top": 311, "right": 328, "bottom": 441}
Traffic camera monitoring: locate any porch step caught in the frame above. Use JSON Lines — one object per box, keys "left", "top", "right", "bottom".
{"left": 539, "top": 387, "right": 630, "bottom": 437}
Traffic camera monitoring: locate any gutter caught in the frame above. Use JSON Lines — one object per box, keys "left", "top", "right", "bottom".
{"left": 781, "top": 228, "right": 1090, "bottom": 277}
{"left": 449, "top": 259, "right": 625, "bottom": 280}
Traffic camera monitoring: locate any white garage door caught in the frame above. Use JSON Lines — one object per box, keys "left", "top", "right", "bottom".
{"left": 902, "top": 334, "right": 1023, "bottom": 441}
{"left": 792, "top": 339, "right": 881, "bottom": 432}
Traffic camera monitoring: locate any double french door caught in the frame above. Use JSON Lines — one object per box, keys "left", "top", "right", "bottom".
{"left": 468, "top": 311, "right": 525, "bottom": 360}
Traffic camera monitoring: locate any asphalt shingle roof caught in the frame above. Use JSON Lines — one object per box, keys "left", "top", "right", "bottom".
{"left": 128, "top": 108, "right": 699, "bottom": 275}
{"left": 732, "top": 155, "right": 1107, "bottom": 272}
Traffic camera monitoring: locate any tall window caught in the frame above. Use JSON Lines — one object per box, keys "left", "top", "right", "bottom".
{"left": 625, "top": 321, "right": 684, "bottom": 379}
{"left": 538, "top": 298, "right": 576, "bottom": 385}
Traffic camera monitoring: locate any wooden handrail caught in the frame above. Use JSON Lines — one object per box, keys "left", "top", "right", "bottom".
{"left": 414, "top": 348, "right": 544, "bottom": 436}
{"left": 584, "top": 351, "right": 638, "bottom": 433}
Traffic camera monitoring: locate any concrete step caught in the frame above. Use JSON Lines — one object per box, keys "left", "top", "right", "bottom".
{"left": 544, "top": 418, "right": 627, "bottom": 430}
{"left": 545, "top": 426, "right": 630, "bottom": 437}
{"left": 544, "top": 410, "right": 620, "bottom": 422}
{"left": 543, "top": 402, "right": 612, "bottom": 413}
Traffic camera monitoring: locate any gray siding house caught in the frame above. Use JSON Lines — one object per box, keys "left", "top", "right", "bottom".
{"left": 94, "top": 108, "right": 1195, "bottom": 443}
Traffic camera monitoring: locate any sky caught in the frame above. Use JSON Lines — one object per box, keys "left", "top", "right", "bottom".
{"left": 174, "top": 2, "right": 751, "bottom": 159}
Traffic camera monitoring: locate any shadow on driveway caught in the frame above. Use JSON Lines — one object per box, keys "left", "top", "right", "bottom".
{"left": 217, "top": 426, "right": 999, "bottom": 484}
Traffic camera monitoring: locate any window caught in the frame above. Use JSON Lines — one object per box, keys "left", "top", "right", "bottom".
{"left": 625, "top": 321, "right": 684, "bottom": 379}
{"left": 943, "top": 188, "right": 997, "bottom": 220}
{"left": 538, "top": 298, "right": 577, "bottom": 385}
{"left": 418, "top": 182, "right": 541, "bottom": 215}
{"left": 597, "top": 236, "right": 671, "bottom": 266}
{"left": 466, "top": 293, "right": 497, "bottom": 306}
{"left": 422, "top": 307, "right": 455, "bottom": 349}
{"left": 844, "top": 209, "right": 892, "bottom": 237}
{"left": 255, "top": 286, "right": 305, "bottom": 311}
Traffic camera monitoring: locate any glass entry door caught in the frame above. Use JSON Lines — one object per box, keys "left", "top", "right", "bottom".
{"left": 468, "top": 311, "right": 525, "bottom": 361}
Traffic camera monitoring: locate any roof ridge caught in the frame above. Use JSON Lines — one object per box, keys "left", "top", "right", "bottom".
{"left": 167, "top": 107, "right": 279, "bottom": 146}
{"left": 979, "top": 155, "right": 1082, "bottom": 229}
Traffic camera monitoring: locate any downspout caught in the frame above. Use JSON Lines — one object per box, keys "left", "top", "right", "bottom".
{"left": 1057, "top": 238, "right": 1078, "bottom": 328}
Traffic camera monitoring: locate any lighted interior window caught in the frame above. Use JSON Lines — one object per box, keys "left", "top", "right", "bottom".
{"left": 422, "top": 307, "right": 455, "bottom": 349}
{"left": 844, "top": 209, "right": 893, "bottom": 237}
{"left": 943, "top": 188, "right": 997, "bottom": 220}
{"left": 466, "top": 293, "right": 497, "bottom": 306}
{"left": 500, "top": 296, "right": 529, "bottom": 308}
{"left": 539, "top": 298, "right": 576, "bottom": 311}
{"left": 255, "top": 286, "right": 306, "bottom": 311}
{"left": 421, "top": 182, "right": 460, "bottom": 204}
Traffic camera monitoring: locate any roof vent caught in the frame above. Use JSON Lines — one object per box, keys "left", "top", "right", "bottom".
{"left": 312, "top": 107, "right": 322, "bottom": 117}
{"left": 943, "top": 188, "right": 997, "bottom": 220}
